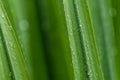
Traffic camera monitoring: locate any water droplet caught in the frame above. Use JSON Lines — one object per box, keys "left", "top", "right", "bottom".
{"left": 109, "top": 8, "right": 117, "bottom": 17}
{"left": 19, "top": 19, "right": 29, "bottom": 31}
{"left": 9, "top": 26, "right": 12, "bottom": 31}
{"left": 88, "top": 69, "right": 92, "bottom": 76}
{"left": 2, "top": 14, "right": 4, "bottom": 18}
{"left": 80, "top": 24, "right": 82, "bottom": 27}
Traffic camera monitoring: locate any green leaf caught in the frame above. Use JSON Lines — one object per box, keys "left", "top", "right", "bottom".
{"left": 112, "top": 0, "right": 120, "bottom": 80}
{"left": 1, "top": 0, "right": 32, "bottom": 78}
{"left": 36, "top": 0, "right": 75, "bottom": 80}
{"left": 63, "top": 0, "right": 104, "bottom": 80}
{"left": 0, "top": 1, "right": 29, "bottom": 79}
{"left": 1, "top": 0, "right": 120, "bottom": 80}
{"left": 25, "top": 0, "right": 49, "bottom": 79}
{"left": 0, "top": 29, "right": 11, "bottom": 80}
{"left": 87, "top": 0, "right": 116, "bottom": 80}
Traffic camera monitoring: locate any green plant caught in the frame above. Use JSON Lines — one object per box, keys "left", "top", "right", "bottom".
{"left": 0, "top": 0, "right": 120, "bottom": 80}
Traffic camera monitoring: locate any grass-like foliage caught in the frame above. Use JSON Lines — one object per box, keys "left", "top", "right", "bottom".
{"left": 0, "top": 0, "right": 120, "bottom": 80}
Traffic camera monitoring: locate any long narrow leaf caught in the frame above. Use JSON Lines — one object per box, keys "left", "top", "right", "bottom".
{"left": 63, "top": 0, "right": 104, "bottom": 80}
{"left": 0, "top": 1, "right": 29, "bottom": 79}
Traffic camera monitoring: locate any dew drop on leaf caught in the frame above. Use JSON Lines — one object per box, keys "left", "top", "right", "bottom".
{"left": 1, "top": 14, "right": 4, "bottom": 18}
{"left": 19, "top": 19, "right": 29, "bottom": 31}
{"left": 80, "top": 24, "right": 82, "bottom": 27}
{"left": 9, "top": 26, "right": 12, "bottom": 31}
